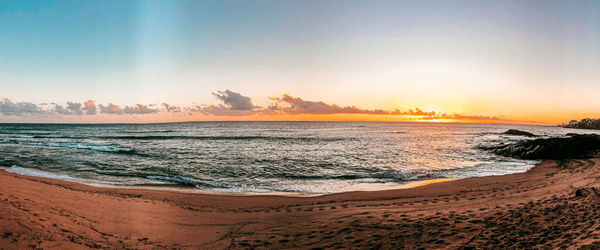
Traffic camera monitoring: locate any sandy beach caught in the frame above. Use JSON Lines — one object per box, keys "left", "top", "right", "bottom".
{"left": 2, "top": 158, "right": 600, "bottom": 249}
{"left": 2, "top": 0, "right": 598, "bottom": 248}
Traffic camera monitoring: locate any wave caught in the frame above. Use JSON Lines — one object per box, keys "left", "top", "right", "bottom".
{"left": 369, "top": 171, "right": 416, "bottom": 180}
{"left": 98, "top": 135, "right": 348, "bottom": 141}
{"left": 13, "top": 141, "right": 138, "bottom": 155}
{"left": 122, "top": 130, "right": 174, "bottom": 134}
{"left": 276, "top": 170, "right": 417, "bottom": 181}
{"left": 6, "top": 165, "right": 78, "bottom": 182}
{"left": 276, "top": 174, "right": 364, "bottom": 180}
{"left": 15, "top": 135, "right": 35, "bottom": 138}
{"left": 146, "top": 175, "right": 229, "bottom": 188}
{"left": 4, "top": 134, "right": 348, "bottom": 142}
{"left": 17, "top": 135, "right": 90, "bottom": 140}
{"left": 0, "top": 132, "right": 54, "bottom": 136}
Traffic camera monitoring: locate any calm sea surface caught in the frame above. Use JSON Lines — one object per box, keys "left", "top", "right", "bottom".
{"left": 0, "top": 122, "right": 594, "bottom": 193}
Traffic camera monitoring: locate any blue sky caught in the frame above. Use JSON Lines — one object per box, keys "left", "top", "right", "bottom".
{"left": 0, "top": 0, "right": 599, "bottom": 123}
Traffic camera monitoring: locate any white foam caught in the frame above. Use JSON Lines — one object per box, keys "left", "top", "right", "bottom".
{"left": 18, "top": 141, "right": 117, "bottom": 152}
{"left": 6, "top": 165, "right": 77, "bottom": 182}
{"left": 146, "top": 175, "right": 229, "bottom": 188}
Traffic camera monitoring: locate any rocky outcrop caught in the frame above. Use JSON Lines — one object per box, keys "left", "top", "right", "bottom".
{"left": 484, "top": 134, "right": 600, "bottom": 160}
{"left": 502, "top": 129, "right": 537, "bottom": 137}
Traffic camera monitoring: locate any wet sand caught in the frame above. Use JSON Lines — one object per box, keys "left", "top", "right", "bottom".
{"left": 2, "top": 159, "right": 600, "bottom": 249}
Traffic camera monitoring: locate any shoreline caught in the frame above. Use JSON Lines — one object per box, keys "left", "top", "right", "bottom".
{"left": 2, "top": 159, "right": 600, "bottom": 248}
{"left": 1, "top": 164, "right": 467, "bottom": 197}
{"left": 74, "top": 177, "right": 460, "bottom": 197}
{"left": 0, "top": 164, "right": 462, "bottom": 197}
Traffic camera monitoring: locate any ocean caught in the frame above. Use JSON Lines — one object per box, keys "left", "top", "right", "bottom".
{"left": 0, "top": 122, "right": 593, "bottom": 194}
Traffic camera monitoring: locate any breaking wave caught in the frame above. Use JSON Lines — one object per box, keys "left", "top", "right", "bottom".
{"left": 14, "top": 141, "right": 138, "bottom": 155}
{"left": 146, "top": 175, "right": 229, "bottom": 188}
{"left": 98, "top": 135, "right": 348, "bottom": 142}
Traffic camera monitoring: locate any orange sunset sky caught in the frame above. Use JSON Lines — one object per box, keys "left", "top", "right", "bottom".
{"left": 1, "top": 1, "right": 599, "bottom": 124}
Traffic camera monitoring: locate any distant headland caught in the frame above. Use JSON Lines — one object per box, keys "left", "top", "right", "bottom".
{"left": 561, "top": 118, "right": 600, "bottom": 130}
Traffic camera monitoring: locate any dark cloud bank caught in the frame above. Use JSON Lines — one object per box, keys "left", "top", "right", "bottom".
{"left": 0, "top": 90, "right": 500, "bottom": 121}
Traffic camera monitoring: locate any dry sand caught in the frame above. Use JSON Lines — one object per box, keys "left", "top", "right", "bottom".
{"left": 2, "top": 159, "right": 600, "bottom": 249}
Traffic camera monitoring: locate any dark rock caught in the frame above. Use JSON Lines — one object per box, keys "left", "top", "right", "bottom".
{"left": 503, "top": 129, "right": 537, "bottom": 137}
{"left": 2, "top": 232, "right": 12, "bottom": 238}
{"left": 575, "top": 188, "right": 589, "bottom": 197}
{"left": 484, "top": 134, "right": 600, "bottom": 160}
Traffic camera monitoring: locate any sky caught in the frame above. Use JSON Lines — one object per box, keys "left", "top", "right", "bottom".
{"left": 0, "top": 0, "right": 599, "bottom": 124}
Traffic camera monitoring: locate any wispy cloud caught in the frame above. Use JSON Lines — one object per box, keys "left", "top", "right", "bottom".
{"left": 389, "top": 108, "right": 500, "bottom": 121}
{"left": 390, "top": 108, "right": 437, "bottom": 116}
{"left": 442, "top": 114, "right": 500, "bottom": 121}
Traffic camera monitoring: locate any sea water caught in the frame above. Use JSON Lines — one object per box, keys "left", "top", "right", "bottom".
{"left": 0, "top": 122, "right": 594, "bottom": 193}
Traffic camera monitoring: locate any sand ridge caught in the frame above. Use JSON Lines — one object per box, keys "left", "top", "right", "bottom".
{"left": 2, "top": 159, "right": 600, "bottom": 249}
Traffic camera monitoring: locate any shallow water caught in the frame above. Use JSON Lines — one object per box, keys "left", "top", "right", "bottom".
{"left": 0, "top": 122, "right": 594, "bottom": 193}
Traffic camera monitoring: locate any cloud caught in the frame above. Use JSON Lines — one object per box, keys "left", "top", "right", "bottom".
{"left": 389, "top": 108, "right": 437, "bottom": 116}
{"left": 53, "top": 104, "right": 71, "bottom": 115}
{"left": 66, "top": 102, "right": 83, "bottom": 115}
{"left": 2, "top": 98, "right": 162, "bottom": 117}
{"left": 162, "top": 103, "right": 181, "bottom": 113}
{"left": 0, "top": 98, "right": 44, "bottom": 116}
{"left": 269, "top": 94, "right": 388, "bottom": 115}
{"left": 182, "top": 91, "right": 501, "bottom": 121}
{"left": 52, "top": 101, "right": 90, "bottom": 115}
{"left": 212, "top": 90, "right": 258, "bottom": 110}
{"left": 0, "top": 91, "right": 501, "bottom": 122}
{"left": 440, "top": 113, "right": 500, "bottom": 121}
{"left": 265, "top": 94, "right": 500, "bottom": 121}
{"left": 123, "top": 104, "right": 158, "bottom": 114}
{"left": 191, "top": 90, "right": 260, "bottom": 116}
{"left": 98, "top": 103, "right": 158, "bottom": 115}
{"left": 389, "top": 107, "right": 499, "bottom": 121}
{"left": 82, "top": 100, "right": 97, "bottom": 115}
{"left": 99, "top": 103, "right": 123, "bottom": 114}
{"left": 407, "top": 108, "right": 437, "bottom": 117}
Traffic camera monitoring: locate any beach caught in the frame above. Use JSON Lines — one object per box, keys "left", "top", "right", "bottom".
{"left": 2, "top": 158, "right": 600, "bottom": 249}
{"left": 2, "top": 0, "right": 599, "bottom": 248}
